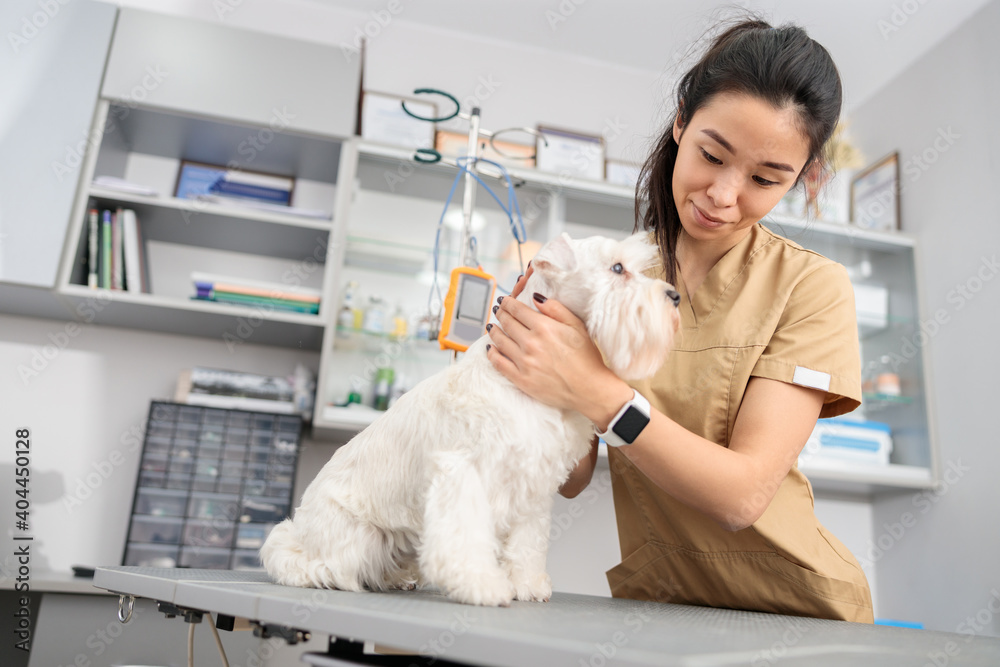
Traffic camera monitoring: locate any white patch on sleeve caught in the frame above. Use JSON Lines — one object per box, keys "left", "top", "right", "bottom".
{"left": 792, "top": 366, "right": 831, "bottom": 392}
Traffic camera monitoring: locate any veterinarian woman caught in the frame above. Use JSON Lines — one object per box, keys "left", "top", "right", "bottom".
{"left": 488, "top": 17, "right": 873, "bottom": 623}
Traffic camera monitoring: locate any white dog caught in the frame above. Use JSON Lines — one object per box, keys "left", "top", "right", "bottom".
{"left": 261, "top": 232, "right": 680, "bottom": 606}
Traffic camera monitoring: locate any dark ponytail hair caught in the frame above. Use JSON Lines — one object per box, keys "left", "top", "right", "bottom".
{"left": 636, "top": 18, "right": 843, "bottom": 284}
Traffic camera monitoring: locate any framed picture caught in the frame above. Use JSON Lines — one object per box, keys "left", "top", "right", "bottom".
{"left": 850, "top": 152, "right": 900, "bottom": 231}
{"left": 434, "top": 130, "right": 536, "bottom": 167}
{"left": 535, "top": 126, "right": 605, "bottom": 181}
{"left": 605, "top": 159, "right": 642, "bottom": 188}
{"left": 174, "top": 161, "right": 294, "bottom": 206}
{"left": 360, "top": 91, "right": 437, "bottom": 150}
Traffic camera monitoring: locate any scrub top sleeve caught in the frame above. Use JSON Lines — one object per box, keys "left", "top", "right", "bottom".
{"left": 751, "top": 261, "right": 862, "bottom": 418}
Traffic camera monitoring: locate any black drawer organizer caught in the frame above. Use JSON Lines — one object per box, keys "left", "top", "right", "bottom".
{"left": 123, "top": 401, "right": 302, "bottom": 570}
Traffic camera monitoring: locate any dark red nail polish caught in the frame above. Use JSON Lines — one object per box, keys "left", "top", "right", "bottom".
{"left": 486, "top": 323, "right": 493, "bottom": 332}
{"left": 492, "top": 305, "right": 498, "bottom": 315}
{"left": 533, "top": 292, "right": 547, "bottom": 303}
{"left": 496, "top": 296, "right": 504, "bottom": 305}
{"left": 486, "top": 344, "right": 492, "bottom": 352}
{"left": 517, "top": 274, "right": 524, "bottom": 282}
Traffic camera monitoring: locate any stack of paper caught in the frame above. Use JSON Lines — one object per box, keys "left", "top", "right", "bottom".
{"left": 92, "top": 176, "right": 159, "bottom": 197}
{"left": 175, "top": 367, "right": 297, "bottom": 413}
{"left": 194, "top": 194, "right": 331, "bottom": 220}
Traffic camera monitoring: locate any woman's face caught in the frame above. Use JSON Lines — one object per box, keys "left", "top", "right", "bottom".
{"left": 672, "top": 92, "right": 812, "bottom": 246}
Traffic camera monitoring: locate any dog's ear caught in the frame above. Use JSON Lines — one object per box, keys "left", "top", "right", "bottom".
{"left": 533, "top": 232, "right": 577, "bottom": 274}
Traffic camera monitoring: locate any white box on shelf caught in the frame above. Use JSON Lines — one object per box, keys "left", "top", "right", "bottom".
{"left": 800, "top": 417, "right": 893, "bottom": 468}
{"left": 853, "top": 282, "right": 889, "bottom": 334}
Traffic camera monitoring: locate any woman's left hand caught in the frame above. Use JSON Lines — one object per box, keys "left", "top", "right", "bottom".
{"left": 486, "top": 293, "right": 623, "bottom": 416}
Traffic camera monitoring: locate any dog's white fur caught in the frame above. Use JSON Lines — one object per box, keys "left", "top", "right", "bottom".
{"left": 261, "top": 232, "right": 679, "bottom": 606}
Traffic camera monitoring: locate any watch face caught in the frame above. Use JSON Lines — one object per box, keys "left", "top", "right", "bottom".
{"left": 612, "top": 405, "right": 650, "bottom": 444}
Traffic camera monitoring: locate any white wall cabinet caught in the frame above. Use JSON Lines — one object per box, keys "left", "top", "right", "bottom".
{"left": 103, "top": 9, "right": 360, "bottom": 138}
{"left": 49, "top": 8, "right": 361, "bottom": 350}
{"left": 0, "top": 0, "right": 117, "bottom": 287}
{"left": 55, "top": 99, "right": 346, "bottom": 349}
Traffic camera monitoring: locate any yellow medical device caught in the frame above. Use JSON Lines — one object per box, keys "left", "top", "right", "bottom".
{"left": 439, "top": 266, "right": 496, "bottom": 352}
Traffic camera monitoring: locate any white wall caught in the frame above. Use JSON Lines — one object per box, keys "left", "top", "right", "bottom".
{"left": 848, "top": 0, "right": 1000, "bottom": 635}
{"left": 0, "top": 312, "right": 323, "bottom": 578}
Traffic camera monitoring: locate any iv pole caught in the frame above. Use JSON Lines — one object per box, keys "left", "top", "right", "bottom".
{"left": 459, "top": 107, "right": 481, "bottom": 275}
{"left": 401, "top": 89, "right": 545, "bottom": 363}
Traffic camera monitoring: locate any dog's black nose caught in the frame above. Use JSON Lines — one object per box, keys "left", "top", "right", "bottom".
{"left": 666, "top": 289, "right": 681, "bottom": 307}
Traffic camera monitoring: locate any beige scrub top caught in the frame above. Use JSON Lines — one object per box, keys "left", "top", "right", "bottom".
{"left": 606, "top": 222, "right": 874, "bottom": 623}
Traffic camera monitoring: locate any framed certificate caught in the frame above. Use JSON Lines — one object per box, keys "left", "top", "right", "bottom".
{"left": 535, "top": 126, "right": 605, "bottom": 181}
{"left": 360, "top": 91, "right": 437, "bottom": 150}
{"left": 850, "top": 152, "right": 900, "bottom": 231}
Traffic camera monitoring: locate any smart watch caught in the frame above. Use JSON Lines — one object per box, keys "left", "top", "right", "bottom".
{"left": 596, "top": 389, "right": 651, "bottom": 447}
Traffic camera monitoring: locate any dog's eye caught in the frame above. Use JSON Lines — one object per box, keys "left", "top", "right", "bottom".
{"left": 611, "top": 263, "right": 624, "bottom": 274}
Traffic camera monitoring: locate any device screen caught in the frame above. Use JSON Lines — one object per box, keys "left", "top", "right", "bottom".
{"left": 457, "top": 275, "right": 490, "bottom": 323}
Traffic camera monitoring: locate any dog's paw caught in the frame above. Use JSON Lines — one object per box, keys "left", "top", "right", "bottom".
{"left": 512, "top": 572, "right": 552, "bottom": 602}
{"left": 448, "top": 574, "right": 516, "bottom": 607}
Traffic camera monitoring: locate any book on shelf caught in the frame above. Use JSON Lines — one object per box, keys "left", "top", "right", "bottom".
{"left": 190, "top": 272, "right": 321, "bottom": 314}
{"left": 120, "top": 208, "right": 149, "bottom": 294}
{"left": 112, "top": 207, "right": 123, "bottom": 290}
{"left": 210, "top": 168, "right": 293, "bottom": 205}
{"left": 176, "top": 162, "right": 294, "bottom": 207}
{"left": 100, "top": 210, "right": 112, "bottom": 289}
{"left": 87, "top": 209, "right": 99, "bottom": 288}
{"left": 88, "top": 207, "right": 151, "bottom": 293}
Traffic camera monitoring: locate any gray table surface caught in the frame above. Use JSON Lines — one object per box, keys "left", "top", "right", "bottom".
{"left": 93, "top": 566, "right": 1000, "bottom": 667}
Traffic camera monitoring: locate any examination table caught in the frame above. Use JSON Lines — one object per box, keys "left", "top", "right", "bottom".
{"left": 94, "top": 566, "right": 1000, "bottom": 666}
